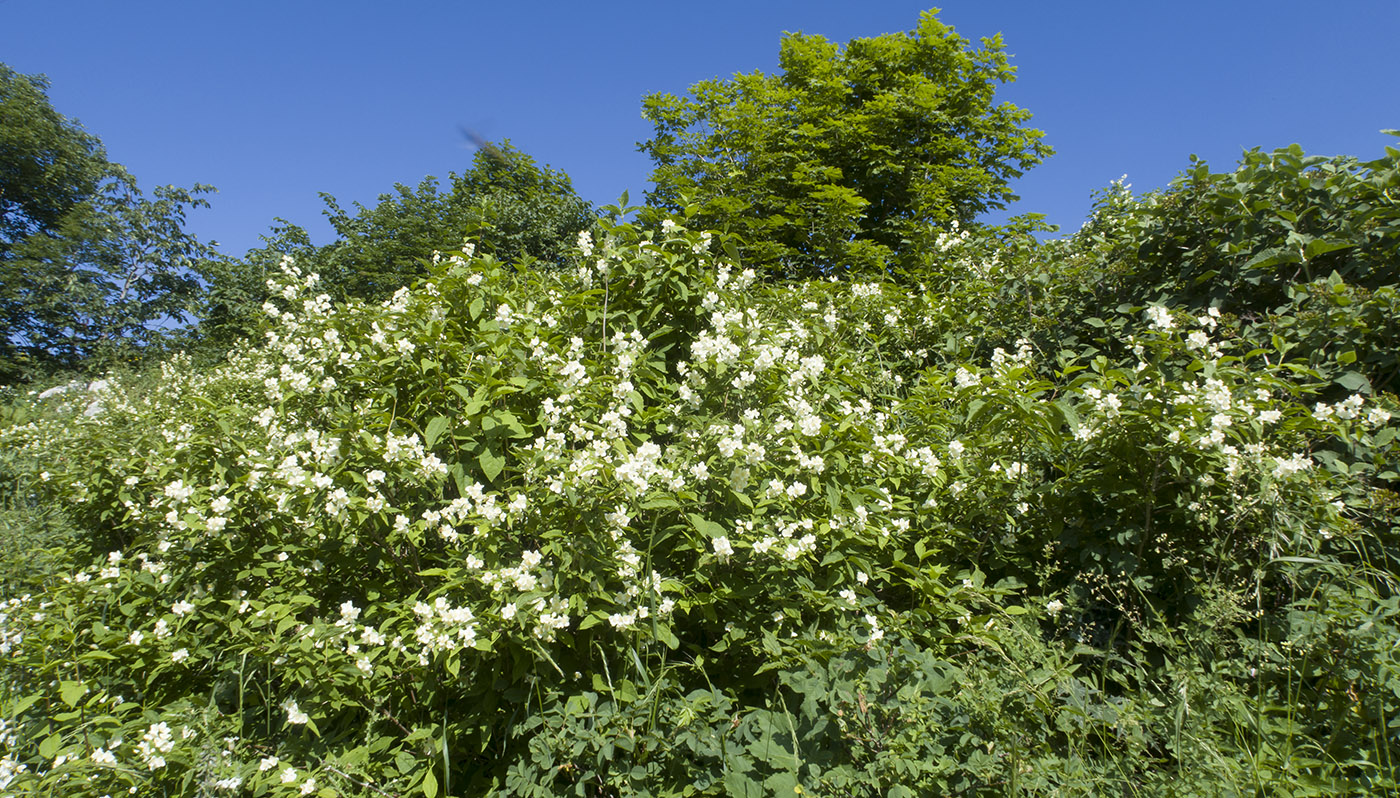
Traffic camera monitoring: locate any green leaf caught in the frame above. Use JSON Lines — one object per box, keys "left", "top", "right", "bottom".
{"left": 1335, "top": 371, "right": 1372, "bottom": 393}
{"left": 688, "top": 514, "right": 726, "bottom": 538}
{"left": 59, "top": 680, "right": 85, "bottom": 707}
{"left": 6, "top": 693, "right": 41, "bottom": 717}
{"left": 478, "top": 448, "right": 505, "bottom": 482}
{"left": 1304, "top": 238, "right": 1353, "bottom": 259}
{"left": 424, "top": 416, "right": 450, "bottom": 449}
{"left": 38, "top": 732, "right": 62, "bottom": 759}
{"left": 422, "top": 766, "right": 439, "bottom": 798}
{"left": 1243, "top": 246, "right": 1301, "bottom": 271}
{"left": 723, "top": 771, "right": 765, "bottom": 798}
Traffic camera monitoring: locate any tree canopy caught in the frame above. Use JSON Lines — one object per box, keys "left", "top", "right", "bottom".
{"left": 195, "top": 141, "right": 595, "bottom": 353}
{"left": 0, "top": 62, "right": 215, "bottom": 383}
{"left": 640, "top": 9, "right": 1051, "bottom": 280}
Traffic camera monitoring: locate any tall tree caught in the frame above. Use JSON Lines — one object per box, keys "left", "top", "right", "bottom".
{"left": 313, "top": 139, "right": 596, "bottom": 297}
{"left": 640, "top": 9, "right": 1051, "bottom": 280}
{"left": 196, "top": 141, "right": 594, "bottom": 352}
{"left": 0, "top": 62, "right": 215, "bottom": 381}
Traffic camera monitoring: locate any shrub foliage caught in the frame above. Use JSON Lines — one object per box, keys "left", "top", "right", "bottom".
{"left": 2, "top": 169, "right": 1398, "bottom": 794}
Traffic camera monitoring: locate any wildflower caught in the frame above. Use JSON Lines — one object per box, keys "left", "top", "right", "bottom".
{"left": 171, "top": 648, "right": 189, "bottom": 663}
{"left": 1146, "top": 305, "right": 1174, "bottom": 331}
{"left": 712, "top": 536, "right": 733, "bottom": 560}
{"left": 283, "top": 700, "right": 309, "bottom": 725}
{"left": 864, "top": 614, "right": 885, "bottom": 642}
{"left": 1273, "top": 453, "right": 1312, "bottom": 478}
{"left": 137, "top": 722, "right": 174, "bottom": 770}
{"left": 1046, "top": 599, "right": 1065, "bottom": 616}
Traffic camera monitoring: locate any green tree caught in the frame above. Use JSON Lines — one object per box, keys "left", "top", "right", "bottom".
{"left": 313, "top": 140, "right": 595, "bottom": 294}
{"left": 0, "top": 62, "right": 216, "bottom": 382}
{"left": 640, "top": 9, "right": 1051, "bottom": 280}
{"left": 0, "top": 64, "right": 106, "bottom": 248}
{"left": 194, "top": 141, "right": 595, "bottom": 354}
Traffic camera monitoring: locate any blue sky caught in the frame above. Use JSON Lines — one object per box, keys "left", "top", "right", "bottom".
{"left": 3, "top": 1, "right": 1396, "bottom": 257}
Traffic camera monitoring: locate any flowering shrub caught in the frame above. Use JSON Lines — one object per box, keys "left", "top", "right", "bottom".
{"left": 1, "top": 206, "right": 1397, "bottom": 795}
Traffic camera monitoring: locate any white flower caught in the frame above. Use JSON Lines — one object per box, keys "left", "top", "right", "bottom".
{"left": 712, "top": 536, "right": 733, "bottom": 560}
{"left": 864, "top": 614, "right": 884, "bottom": 642}
{"left": 1146, "top": 305, "right": 1175, "bottom": 331}
{"left": 339, "top": 601, "right": 360, "bottom": 623}
{"left": 283, "top": 700, "right": 309, "bottom": 725}
{"left": 281, "top": 766, "right": 298, "bottom": 783}
{"left": 1046, "top": 599, "right": 1065, "bottom": 616}
{"left": 171, "top": 648, "right": 189, "bottom": 663}
{"left": 91, "top": 748, "right": 117, "bottom": 766}
{"left": 1273, "top": 453, "right": 1312, "bottom": 478}
{"left": 259, "top": 756, "right": 280, "bottom": 772}
{"left": 171, "top": 599, "right": 195, "bottom": 616}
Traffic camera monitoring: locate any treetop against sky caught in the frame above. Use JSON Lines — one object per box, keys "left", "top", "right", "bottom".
{"left": 0, "top": 1, "right": 1395, "bottom": 256}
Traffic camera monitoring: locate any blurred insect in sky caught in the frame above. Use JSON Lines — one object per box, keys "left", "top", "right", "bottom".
{"left": 460, "top": 127, "right": 508, "bottom": 165}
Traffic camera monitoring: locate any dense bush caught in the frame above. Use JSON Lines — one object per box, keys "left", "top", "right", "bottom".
{"left": 2, "top": 197, "right": 1397, "bottom": 794}
{"left": 1055, "top": 138, "right": 1400, "bottom": 393}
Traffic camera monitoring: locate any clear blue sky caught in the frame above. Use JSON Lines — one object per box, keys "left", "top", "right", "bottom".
{"left": 3, "top": 1, "right": 1396, "bottom": 257}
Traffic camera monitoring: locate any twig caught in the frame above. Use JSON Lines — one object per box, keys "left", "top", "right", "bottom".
{"left": 324, "top": 764, "right": 400, "bottom": 798}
